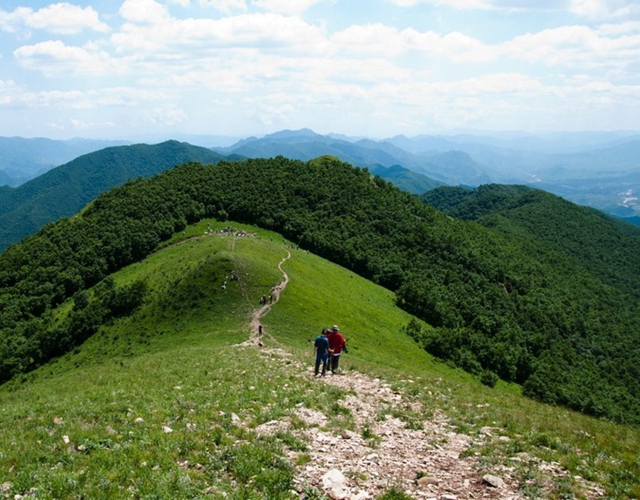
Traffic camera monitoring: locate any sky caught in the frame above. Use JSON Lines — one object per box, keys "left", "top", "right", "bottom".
{"left": 1, "top": 0, "right": 640, "bottom": 141}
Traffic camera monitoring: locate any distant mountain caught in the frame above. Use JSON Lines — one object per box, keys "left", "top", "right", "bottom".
{"left": 215, "top": 129, "right": 479, "bottom": 188}
{"left": 0, "top": 140, "right": 231, "bottom": 252}
{"left": 387, "top": 130, "right": 639, "bottom": 155}
{"left": 386, "top": 132, "right": 640, "bottom": 223}
{"left": 368, "top": 164, "right": 444, "bottom": 194}
{"left": 0, "top": 136, "right": 130, "bottom": 186}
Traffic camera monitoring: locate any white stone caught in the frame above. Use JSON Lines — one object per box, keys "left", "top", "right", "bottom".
{"left": 482, "top": 474, "right": 505, "bottom": 488}
{"left": 321, "top": 469, "right": 349, "bottom": 500}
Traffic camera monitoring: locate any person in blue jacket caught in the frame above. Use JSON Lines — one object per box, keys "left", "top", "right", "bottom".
{"left": 313, "top": 328, "right": 332, "bottom": 377}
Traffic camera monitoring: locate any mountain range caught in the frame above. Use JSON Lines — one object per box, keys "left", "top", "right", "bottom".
{"left": 215, "top": 128, "right": 640, "bottom": 223}
{"left": 4, "top": 128, "right": 639, "bottom": 226}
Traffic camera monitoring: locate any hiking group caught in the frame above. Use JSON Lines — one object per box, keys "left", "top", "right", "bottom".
{"left": 313, "top": 325, "right": 347, "bottom": 377}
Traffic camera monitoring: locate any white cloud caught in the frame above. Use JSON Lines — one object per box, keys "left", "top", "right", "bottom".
{"left": 0, "top": 3, "right": 108, "bottom": 35}
{"left": 167, "top": 0, "right": 192, "bottom": 6}
{"left": 119, "top": 0, "right": 171, "bottom": 24}
{"left": 111, "top": 12, "right": 327, "bottom": 54}
{"left": 387, "top": 0, "right": 492, "bottom": 9}
{"left": 251, "top": 0, "right": 323, "bottom": 15}
{"left": 144, "top": 104, "right": 189, "bottom": 126}
{"left": 1, "top": 85, "right": 167, "bottom": 112}
{"left": 14, "top": 40, "right": 122, "bottom": 76}
{"left": 166, "top": 0, "right": 248, "bottom": 11}
{"left": 28, "top": 3, "right": 109, "bottom": 34}
{"left": 199, "top": 0, "right": 248, "bottom": 12}
{"left": 569, "top": 0, "right": 635, "bottom": 19}
{"left": 0, "top": 7, "right": 31, "bottom": 34}
{"left": 0, "top": 79, "right": 20, "bottom": 106}
{"left": 596, "top": 21, "right": 640, "bottom": 35}
{"left": 388, "top": 0, "right": 640, "bottom": 18}
{"left": 331, "top": 24, "right": 495, "bottom": 62}
{"left": 503, "top": 25, "right": 640, "bottom": 70}
{"left": 330, "top": 24, "right": 407, "bottom": 56}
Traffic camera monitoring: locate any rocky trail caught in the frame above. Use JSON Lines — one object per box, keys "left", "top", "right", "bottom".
{"left": 237, "top": 247, "right": 606, "bottom": 500}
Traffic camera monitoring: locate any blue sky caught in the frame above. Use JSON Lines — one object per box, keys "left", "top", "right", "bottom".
{"left": 1, "top": 0, "right": 639, "bottom": 140}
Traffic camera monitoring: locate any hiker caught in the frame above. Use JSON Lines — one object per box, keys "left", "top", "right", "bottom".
{"left": 327, "top": 325, "right": 347, "bottom": 374}
{"left": 313, "top": 328, "right": 332, "bottom": 377}
{"left": 258, "top": 324, "right": 263, "bottom": 336}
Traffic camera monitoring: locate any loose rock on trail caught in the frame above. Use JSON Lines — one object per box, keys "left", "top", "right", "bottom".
{"left": 236, "top": 247, "right": 606, "bottom": 500}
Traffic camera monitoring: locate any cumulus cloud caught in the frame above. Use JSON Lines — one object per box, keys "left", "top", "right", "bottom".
{"left": 111, "top": 12, "right": 327, "bottom": 54}
{"left": 0, "top": 3, "right": 108, "bottom": 35}
{"left": 166, "top": 0, "right": 248, "bottom": 11}
{"left": 14, "top": 40, "right": 121, "bottom": 76}
{"left": 119, "top": 0, "right": 171, "bottom": 24}
{"left": 388, "top": 0, "right": 640, "bottom": 18}
{"left": 387, "top": 0, "right": 492, "bottom": 9}
{"left": 569, "top": 0, "right": 637, "bottom": 19}
{"left": 331, "top": 24, "right": 495, "bottom": 62}
{"left": 503, "top": 25, "right": 640, "bottom": 69}
{"left": 199, "top": 0, "right": 248, "bottom": 12}
{"left": 251, "top": 0, "right": 323, "bottom": 15}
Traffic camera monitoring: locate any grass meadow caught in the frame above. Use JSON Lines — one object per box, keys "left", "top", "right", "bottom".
{"left": 0, "top": 220, "right": 638, "bottom": 499}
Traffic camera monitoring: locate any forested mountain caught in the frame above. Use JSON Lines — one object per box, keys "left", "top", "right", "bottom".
{"left": 1, "top": 156, "right": 639, "bottom": 425}
{"left": 0, "top": 136, "right": 129, "bottom": 186}
{"left": 420, "top": 184, "right": 640, "bottom": 294}
{"left": 367, "top": 163, "right": 443, "bottom": 193}
{"left": 0, "top": 141, "right": 231, "bottom": 252}
{"left": 0, "top": 140, "right": 442, "bottom": 252}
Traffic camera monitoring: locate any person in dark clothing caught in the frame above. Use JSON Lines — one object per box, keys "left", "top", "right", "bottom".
{"left": 313, "top": 329, "right": 332, "bottom": 377}
{"left": 327, "top": 325, "right": 347, "bottom": 374}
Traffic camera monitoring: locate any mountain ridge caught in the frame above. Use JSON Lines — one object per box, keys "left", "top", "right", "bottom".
{"left": 0, "top": 141, "right": 233, "bottom": 252}
{"left": 1, "top": 156, "right": 639, "bottom": 427}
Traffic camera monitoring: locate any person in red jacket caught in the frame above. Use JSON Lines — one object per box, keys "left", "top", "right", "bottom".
{"left": 327, "top": 325, "right": 346, "bottom": 374}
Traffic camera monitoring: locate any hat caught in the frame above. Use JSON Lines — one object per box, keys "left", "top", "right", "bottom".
{"left": 332, "top": 325, "right": 339, "bottom": 331}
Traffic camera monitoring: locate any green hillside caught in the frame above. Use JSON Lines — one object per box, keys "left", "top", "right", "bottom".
{"left": 420, "top": 184, "right": 640, "bottom": 294}
{"left": 1, "top": 156, "right": 639, "bottom": 428}
{"left": 0, "top": 140, "right": 231, "bottom": 252}
{"left": 1, "top": 220, "right": 638, "bottom": 499}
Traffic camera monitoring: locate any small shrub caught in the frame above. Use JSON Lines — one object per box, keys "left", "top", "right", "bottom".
{"left": 480, "top": 370, "right": 499, "bottom": 388}
{"left": 376, "top": 486, "right": 415, "bottom": 500}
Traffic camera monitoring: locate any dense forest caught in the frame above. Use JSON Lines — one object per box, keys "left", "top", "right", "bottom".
{"left": 0, "top": 141, "right": 232, "bottom": 252}
{"left": 0, "top": 157, "right": 639, "bottom": 424}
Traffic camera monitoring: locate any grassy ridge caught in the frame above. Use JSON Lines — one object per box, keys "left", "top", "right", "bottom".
{"left": 1, "top": 220, "right": 639, "bottom": 499}
{"left": 2, "top": 157, "right": 638, "bottom": 424}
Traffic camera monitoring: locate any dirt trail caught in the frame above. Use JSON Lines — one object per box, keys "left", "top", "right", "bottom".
{"left": 250, "top": 351, "right": 606, "bottom": 500}
{"left": 237, "top": 246, "right": 606, "bottom": 500}
{"left": 240, "top": 248, "right": 291, "bottom": 348}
